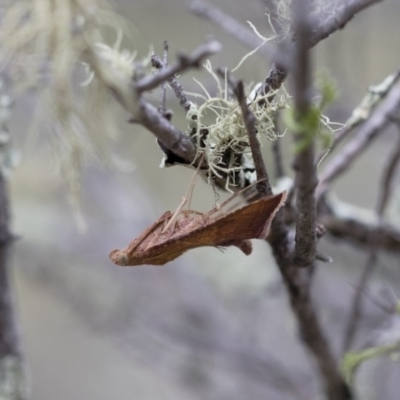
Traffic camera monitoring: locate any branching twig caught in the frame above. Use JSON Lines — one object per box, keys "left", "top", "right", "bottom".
{"left": 259, "top": 0, "right": 383, "bottom": 96}
{"left": 151, "top": 54, "right": 191, "bottom": 113}
{"left": 318, "top": 69, "right": 400, "bottom": 164}
{"left": 190, "top": 1, "right": 283, "bottom": 66}
{"left": 87, "top": 40, "right": 224, "bottom": 164}
{"left": 192, "top": 0, "right": 382, "bottom": 102}
{"left": 136, "top": 39, "right": 222, "bottom": 94}
{"left": 318, "top": 82, "right": 400, "bottom": 196}
{"left": 309, "top": 0, "right": 384, "bottom": 48}
{"left": 342, "top": 129, "right": 400, "bottom": 353}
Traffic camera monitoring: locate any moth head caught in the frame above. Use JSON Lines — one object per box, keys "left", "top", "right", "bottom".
{"left": 109, "top": 249, "right": 130, "bottom": 266}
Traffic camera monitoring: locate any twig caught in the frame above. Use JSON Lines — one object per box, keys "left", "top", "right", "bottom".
{"left": 318, "top": 82, "right": 400, "bottom": 196}
{"left": 261, "top": 0, "right": 285, "bottom": 37}
{"left": 267, "top": 208, "right": 352, "bottom": 400}
{"left": 320, "top": 165, "right": 400, "bottom": 237}
{"left": 190, "top": 1, "right": 283, "bottom": 66}
{"left": 190, "top": 1, "right": 290, "bottom": 99}
{"left": 341, "top": 128, "right": 400, "bottom": 353}
{"left": 271, "top": 3, "right": 352, "bottom": 399}
{"left": 291, "top": 0, "right": 317, "bottom": 268}
{"left": 151, "top": 54, "right": 191, "bottom": 113}
{"left": 258, "top": 0, "right": 383, "bottom": 97}
{"left": 282, "top": 264, "right": 353, "bottom": 400}
{"left": 137, "top": 100, "right": 197, "bottom": 163}
{"left": 136, "top": 39, "right": 222, "bottom": 94}
{"left": 223, "top": 71, "right": 272, "bottom": 197}
{"left": 87, "top": 41, "right": 219, "bottom": 164}
{"left": 319, "top": 214, "right": 400, "bottom": 252}
{"left": 309, "top": 0, "right": 384, "bottom": 48}
{"left": 317, "top": 69, "right": 400, "bottom": 164}
{"left": 192, "top": 0, "right": 381, "bottom": 102}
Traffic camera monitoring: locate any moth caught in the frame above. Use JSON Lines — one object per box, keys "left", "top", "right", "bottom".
{"left": 109, "top": 190, "right": 286, "bottom": 267}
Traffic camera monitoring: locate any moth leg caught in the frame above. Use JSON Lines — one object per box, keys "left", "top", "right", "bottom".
{"left": 219, "top": 239, "right": 253, "bottom": 255}
{"left": 161, "top": 196, "right": 187, "bottom": 233}
{"left": 162, "top": 155, "right": 204, "bottom": 234}
{"left": 186, "top": 153, "right": 204, "bottom": 210}
{"left": 163, "top": 218, "right": 179, "bottom": 239}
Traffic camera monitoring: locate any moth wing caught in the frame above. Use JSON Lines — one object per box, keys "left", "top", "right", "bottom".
{"left": 109, "top": 211, "right": 173, "bottom": 266}
{"left": 111, "top": 192, "right": 286, "bottom": 266}
{"left": 152, "top": 191, "right": 286, "bottom": 255}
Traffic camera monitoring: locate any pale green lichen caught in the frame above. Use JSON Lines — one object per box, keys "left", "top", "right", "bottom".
{"left": 185, "top": 61, "right": 288, "bottom": 190}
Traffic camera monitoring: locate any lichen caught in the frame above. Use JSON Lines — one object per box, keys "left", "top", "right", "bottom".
{"left": 185, "top": 61, "right": 288, "bottom": 191}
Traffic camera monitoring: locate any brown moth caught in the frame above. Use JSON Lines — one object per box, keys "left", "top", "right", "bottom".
{"left": 109, "top": 191, "right": 287, "bottom": 267}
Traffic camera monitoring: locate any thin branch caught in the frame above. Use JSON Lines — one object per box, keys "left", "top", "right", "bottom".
{"left": 151, "top": 54, "right": 191, "bottom": 113}
{"left": 190, "top": 1, "right": 284, "bottom": 64}
{"left": 318, "top": 82, "right": 400, "bottom": 196}
{"left": 261, "top": 0, "right": 285, "bottom": 37}
{"left": 268, "top": 215, "right": 353, "bottom": 400}
{"left": 136, "top": 39, "right": 222, "bottom": 94}
{"left": 341, "top": 128, "right": 400, "bottom": 353}
{"left": 270, "top": 2, "right": 352, "bottom": 399}
{"left": 191, "top": 0, "right": 381, "bottom": 102}
{"left": 87, "top": 41, "right": 221, "bottom": 164}
{"left": 309, "top": 0, "right": 384, "bottom": 48}
{"left": 137, "top": 99, "right": 197, "bottom": 163}
{"left": 280, "top": 264, "right": 353, "bottom": 400}
{"left": 319, "top": 214, "right": 400, "bottom": 252}
{"left": 258, "top": 0, "right": 383, "bottom": 96}
{"left": 317, "top": 69, "right": 400, "bottom": 164}
{"left": 223, "top": 72, "right": 272, "bottom": 197}
{"left": 291, "top": 0, "right": 317, "bottom": 268}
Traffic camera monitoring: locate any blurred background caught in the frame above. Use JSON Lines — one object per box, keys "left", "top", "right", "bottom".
{"left": 7, "top": 0, "right": 400, "bottom": 399}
